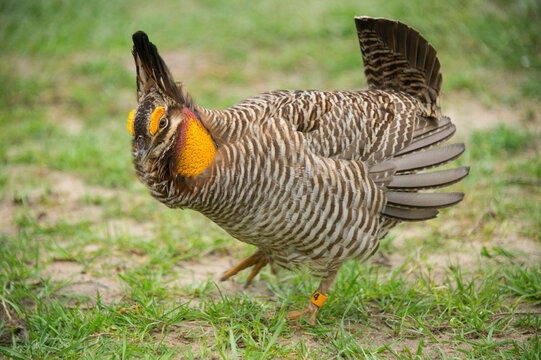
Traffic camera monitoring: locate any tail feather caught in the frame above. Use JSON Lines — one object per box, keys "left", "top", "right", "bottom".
{"left": 386, "top": 191, "right": 464, "bottom": 209}
{"left": 377, "top": 143, "right": 466, "bottom": 221}
{"left": 413, "top": 116, "right": 451, "bottom": 139}
{"left": 394, "top": 123, "right": 455, "bottom": 156}
{"left": 394, "top": 143, "right": 465, "bottom": 174}
{"left": 388, "top": 167, "right": 470, "bottom": 190}
{"left": 359, "top": 17, "right": 468, "bottom": 222}
{"left": 355, "top": 16, "right": 442, "bottom": 118}
{"left": 382, "top": 206, "right": 438, "bottom": 221}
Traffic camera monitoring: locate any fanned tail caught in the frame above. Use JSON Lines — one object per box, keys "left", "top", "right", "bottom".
{"left": 369, "top": 116, "right": 469, "bottom": 221}
{"left": 355, "top": 16, "right": 442, "bottom": 119}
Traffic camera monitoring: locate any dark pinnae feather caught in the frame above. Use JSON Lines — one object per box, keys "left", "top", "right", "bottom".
{"left": 132, "top": 31, "right": 193, "bottom": 108}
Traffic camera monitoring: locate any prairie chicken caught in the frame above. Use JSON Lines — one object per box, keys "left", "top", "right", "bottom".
{"left": 127, "top": 17, "right": 469, "bottom": 323}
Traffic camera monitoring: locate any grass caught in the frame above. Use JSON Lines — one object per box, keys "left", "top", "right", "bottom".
{"left": 1, "top": 0, "right": 540, "bottom": 358}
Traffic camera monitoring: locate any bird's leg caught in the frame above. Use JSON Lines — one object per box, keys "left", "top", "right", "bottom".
{"left": 287, "top": 266, "right": 341, "bottom": 324}
{"left": 244, "top": 257, "right": 268, "bottom": 287}
{"left": 220, "top": 248, "right": 268, "bottom": 285}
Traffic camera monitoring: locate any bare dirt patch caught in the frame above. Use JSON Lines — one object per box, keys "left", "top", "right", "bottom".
{"left": 0, "top": 200, "right": 17, "bottom": 237}
{"left": 5, "top": 165, "right": 113, "bottom": 224}
{"left": 442, "top": 93, "right": 541, "bottom": 136}
{"left": 3, "top": 166, "right": 153, "bottom": 237}
{"left": 157, "top": 321, "right": 215, "bottom": 354}
{"left": 2, "top": 165, "right": 151, "bottom": 297}
{"left": 378, "top": 218, "right": 541, "bottom": 286}
{"left": 173, "top": 254, "right": 273, "bottom": 297}
{"left": 43, "top": 260, "right": 122, "bottom": 305}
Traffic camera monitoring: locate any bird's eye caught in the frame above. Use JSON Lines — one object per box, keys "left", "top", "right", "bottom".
{"left": 159, "top": 117, "right": 168, "bottom": 129}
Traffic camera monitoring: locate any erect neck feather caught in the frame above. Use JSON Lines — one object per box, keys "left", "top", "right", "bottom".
{"left": 175, "top": 108, "right": 216, "bottom": 177}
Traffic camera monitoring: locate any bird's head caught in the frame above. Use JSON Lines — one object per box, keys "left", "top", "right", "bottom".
{"left": 127, "top": 31, "right": 214, "bottom": 178}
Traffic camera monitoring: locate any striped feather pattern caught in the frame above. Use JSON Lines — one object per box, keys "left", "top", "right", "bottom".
{"left": 129, "top": 17, "right": 468, "bottom": 279}
{"left": 355, "top": 16, "right": 442, "bottom": 119}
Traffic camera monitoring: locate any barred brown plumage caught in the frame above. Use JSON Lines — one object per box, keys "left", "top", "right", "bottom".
{"left": 127, "top": 17, "right": 469, "bottom": 323}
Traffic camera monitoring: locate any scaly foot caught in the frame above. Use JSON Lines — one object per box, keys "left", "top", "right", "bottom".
{"left": 287, "top": 290, "right": 328, "bottom": 324}
{"left": 286, "top": 302, "right": 320, "bottom": 325}
{"left": 220, "top": 249, "right": 267, "bottom": 286}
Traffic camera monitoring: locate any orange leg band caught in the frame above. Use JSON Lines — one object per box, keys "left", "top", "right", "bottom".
{"left": 310, "top": 290, "right": 328, "bottom": 307}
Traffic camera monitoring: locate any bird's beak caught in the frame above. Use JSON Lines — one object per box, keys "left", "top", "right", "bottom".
{"left": 137, "top": 149, "right": 147, "bottom": 161}
{"left": 136, "top": 136, "right": 147, "bottom": 161}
